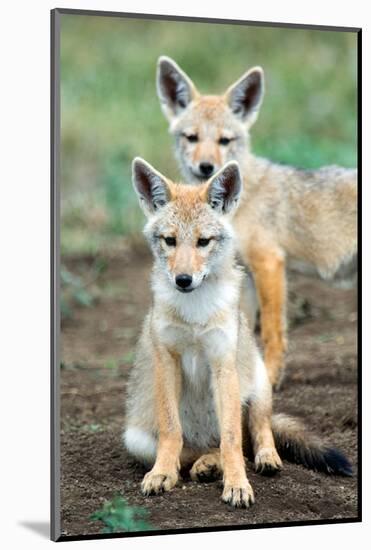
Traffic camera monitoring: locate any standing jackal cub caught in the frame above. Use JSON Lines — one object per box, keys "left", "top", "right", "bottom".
{"left": 123, "top": 158, "right": 352, "bottom": 508}
{"left": 156, "top": 56, "right": 357, "bottom": 388}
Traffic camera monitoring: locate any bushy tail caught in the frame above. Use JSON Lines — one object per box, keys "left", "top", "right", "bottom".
{"left": 272, "top": 413, "right": 353, "bottom": 476}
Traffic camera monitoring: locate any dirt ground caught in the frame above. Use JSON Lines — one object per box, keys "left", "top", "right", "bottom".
{"left": 60, "top": 247, "right": 358, "bottom": 537}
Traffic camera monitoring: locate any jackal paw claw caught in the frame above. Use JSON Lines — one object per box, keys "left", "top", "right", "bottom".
{"left": 222, "top": 480, "right": 255, "bottom": 508}
{"left": 255, "top": 447, "right": 282, "bottom": 475}
{"left": 141, "top": 470, "right": 178, "bottom": 495}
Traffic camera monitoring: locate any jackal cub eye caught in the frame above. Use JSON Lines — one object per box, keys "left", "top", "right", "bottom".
{"left": 184, "top": 133, "right": 198, "bottom": 143}
{"left": 219, "top": 137, "right": 232, "bottom": 146}
{"left": 163, "top": 236, "right": 176, "bottom": 247}
{"left": 197, "top": 237, "right": 211, "bottom": 247}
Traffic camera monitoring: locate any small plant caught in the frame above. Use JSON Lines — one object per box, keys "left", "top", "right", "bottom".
{"left": 90, "top": 495, "right": 154, "bottom": 533}
{"left": 61, "top": 267, "right": 94, "bottom": 319}
{"left": 122, "top": 350, "right": 135, "bottom": 365}
{"left": 61, "top": 258, "right": 107, "bottom": 320}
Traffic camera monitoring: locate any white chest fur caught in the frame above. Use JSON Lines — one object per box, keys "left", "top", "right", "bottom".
{"left": 179, "top": 347, "right": 220, "bottom": 450}
{"left": 153, "top": 273, "right": 240, "bottom": 326}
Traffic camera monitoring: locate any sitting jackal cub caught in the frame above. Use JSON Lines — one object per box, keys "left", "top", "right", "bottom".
{"left": 124, "top": 158, "right": 352, "bottom": 508}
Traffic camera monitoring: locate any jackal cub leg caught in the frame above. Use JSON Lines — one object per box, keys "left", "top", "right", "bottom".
{"left": 248, "top": 245, "right": 287, "bottom": 388}
{"left": 211, "top": 353, "right": 254, "bottom": 508}
{"left": 141, "top": 346, "right": 183, "bottom": 495}
{"left": 247, "top": 394, "right": 282, "bottom": 475}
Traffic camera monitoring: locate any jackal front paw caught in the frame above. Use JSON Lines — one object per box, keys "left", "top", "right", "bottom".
{"left": 222, "top": 479, "right": 255, "bottom": 508}
{"left": 141, "top": 469, "right": 178, "bottom": 495}
{"left": 190, "top": 453, "right": 222, "bottom": 482}
{"left": 255, "top": 447, "right": 282, "bottom": 475}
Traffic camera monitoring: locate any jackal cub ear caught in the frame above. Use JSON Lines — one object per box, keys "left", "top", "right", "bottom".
{"left": 132, "top": 157, "right": 171, "bottom": 216}
{"left": 206, "top": 161, "right": 242, "bottom": 215}
{"left": 157, "top": 56, "right": 199, "bottom": 121}
{"left": 225, "top": 67, "right": 264, "bottom": 127}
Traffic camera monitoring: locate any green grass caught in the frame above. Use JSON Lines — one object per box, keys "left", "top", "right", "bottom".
{"left": 90, "top": 495, "right": 154, "bottom": 533}
{"left": 60, "top": 258, "right": 107, "bottom": 319}
{"left": 60, "top": 266, "right": 94, "bottom": 319}
{"left": 60, "top": 14, "right": 357, "bottom": 255}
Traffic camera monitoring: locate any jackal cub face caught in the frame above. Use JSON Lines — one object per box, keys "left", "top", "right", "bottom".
{"left": 157, "top": 56, "right": 264, "bottom": 183}
{"left": 132, "top": 158, "right": 242, "bottom": 293}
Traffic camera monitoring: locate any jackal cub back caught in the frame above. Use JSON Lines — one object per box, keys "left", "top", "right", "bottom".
{"left": 123, "top": 158, "right": 352, "bottom": 509}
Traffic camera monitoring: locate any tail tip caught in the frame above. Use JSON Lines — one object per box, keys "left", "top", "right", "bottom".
{"left": 323, "top": 448, "right": 353, "bottom": 477}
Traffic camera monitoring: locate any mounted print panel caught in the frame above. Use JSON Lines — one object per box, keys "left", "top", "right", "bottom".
{"left": 51, "top": 8, "right": 360, "bottom": 542}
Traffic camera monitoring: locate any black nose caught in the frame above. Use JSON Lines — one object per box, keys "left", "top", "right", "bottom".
{"left": 199, "top": 162, "right": 214, "bottom": 177}
{"left": 175, "top": 274, "right": 193, "bottom": 289}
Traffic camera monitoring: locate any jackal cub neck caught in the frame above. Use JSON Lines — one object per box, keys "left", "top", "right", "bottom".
{"left": 132, "top": 158, "right": 243, "bottom": 326}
